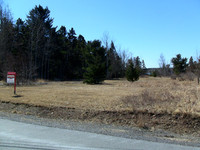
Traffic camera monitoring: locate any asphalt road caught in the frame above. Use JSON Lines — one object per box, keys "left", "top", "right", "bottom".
{"left": 0, "top": 118, "right": 200, "bottom": 150}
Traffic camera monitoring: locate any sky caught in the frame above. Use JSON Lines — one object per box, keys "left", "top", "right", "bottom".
{"left": 2, "top": 0, "right": 200, "bottom": 68}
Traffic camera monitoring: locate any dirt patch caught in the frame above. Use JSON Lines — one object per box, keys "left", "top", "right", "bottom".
{"left": 1, "top": 100, "right": 200, "bottom": 135}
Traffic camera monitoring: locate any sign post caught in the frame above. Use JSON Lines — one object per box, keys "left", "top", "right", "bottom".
{"left": 7, "top": 72, "right": 16, "bottom": 95}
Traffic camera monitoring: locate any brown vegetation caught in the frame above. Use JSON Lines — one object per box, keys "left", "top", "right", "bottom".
{"left": 1, "top": 77, "right": 200, "bottom": 134}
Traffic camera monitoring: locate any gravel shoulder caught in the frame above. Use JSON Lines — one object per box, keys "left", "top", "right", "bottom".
{"left": 0, "top": 110, "right": 200, "bottom": 148}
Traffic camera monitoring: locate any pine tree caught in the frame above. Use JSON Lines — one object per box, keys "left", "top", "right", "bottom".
{"left": 126, "top": 58, "right": 139, "bottom": 82}
{"left": 134, "top": 56, "right": 142, "bottom": 75}
{"left": 26, "top": 5, "right": 54, "bottom": 80}
{"left": 106, "top": 41, "right": 123, "bottom": 78}
{"left": 0, "top": 5, "right": 15, "bottom": 79}
{"left": 83, "top": 40, "right": 106, "bottom": 84}
{"left": 188, "top": 56, "right": 195, "bottom": 73}
{"left": 171, "top": 54, "right": 188, "bottom": 75}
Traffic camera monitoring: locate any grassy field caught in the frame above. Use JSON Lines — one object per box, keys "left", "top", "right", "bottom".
{"left": 0, "top": 77, "right": 200, "bottom": 114}
{"left": 0, "top": 79, "right": 139, "bottom": 111}
{"left": 1, "top": 77, "right": 200, "bottom": 134}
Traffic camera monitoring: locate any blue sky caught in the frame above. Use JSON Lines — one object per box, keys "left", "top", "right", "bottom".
{"left": 2, "top": 0, "right": 200, "bottom": 68}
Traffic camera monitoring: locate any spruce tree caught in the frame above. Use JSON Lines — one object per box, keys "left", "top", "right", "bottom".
{"left": 126, "top": 58, "right": 139, "bottom": 82}
{"left": 83, "top": 40, "right": 106, "bottom": 84}
{"left": 188, "top": 56, "right": 195, "bottom": 73}
{"left": 171, "top": 54, "right": 188, "bottom": 75}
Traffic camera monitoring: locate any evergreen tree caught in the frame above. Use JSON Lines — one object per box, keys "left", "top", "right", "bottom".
{"left": 67, "top": 27, "right": 81, "bottom": 79}
{"left": 142, "top": 60, "right": 146, "bottom": 69}
{"left": 171, "top": 54, "right": 188, "bottom": 75}
{"left": 126, "top": 58, "right": 139, "bottom": 82}
{"left": 50, "top": 25, "right": 68, "bottom": 80}
{"left": 0, "top": 4, "right": 144, "bottom": 82}
{"left": 83, "top": 40, "right": 106, "bottom": 84}
{"left": 76, "top": 34, "right": 86, "bottom": 77}
{"left": 188, "top": 56, "right": 195, "bottom": 73}
{"left": 134, "top": 56, "right": 142, "bottom": 75}
{"left": 13, "top": 18, "right": 30, "bottom": 82}
{"left": 26, "top": 5, "right": 53, "bottom": 79}
{"left": 0, "top": 6, "right": 15, "bottom": 79}
{"left": 106, "top": 41, "right": 123, "bottom": 78}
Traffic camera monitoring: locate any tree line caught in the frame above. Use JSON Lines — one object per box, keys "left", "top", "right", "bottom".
{"left": 158, "top": 53, "right": 200, "bottom": 82}
{"left": 0, "top": 5, "right": 145, "bottom": 84}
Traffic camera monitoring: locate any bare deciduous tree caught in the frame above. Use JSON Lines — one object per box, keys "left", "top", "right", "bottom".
{"left": 159, "top": 53, "right": 166, "bottom": 69}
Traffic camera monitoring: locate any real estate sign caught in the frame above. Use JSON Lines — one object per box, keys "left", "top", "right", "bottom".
{"left": 7, "top": 72, "right": 16, "bottom": 94}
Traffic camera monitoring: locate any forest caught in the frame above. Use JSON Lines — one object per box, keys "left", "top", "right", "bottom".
{"left": 0, "top": 5, "right": 146, "bottom": 83}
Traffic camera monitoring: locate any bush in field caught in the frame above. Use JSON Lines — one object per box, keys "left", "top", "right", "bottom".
{"left": 151, "top": 71, "right": 157, "bottom": 77}
{"left": 126, "top": 59, "right": 139, "bottom": 82}
{"left": 178, "top": 72, "right": 196, "bottom": 81}
{"left": 171, "top": 74, "right": 176, "bottom": 80}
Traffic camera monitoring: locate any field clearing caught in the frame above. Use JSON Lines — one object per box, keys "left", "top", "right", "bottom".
{"left": 0, "top": 79, "right": 141, "bottom": 111}
{"left": 0, "top": 81, "right": 135, "bottom": 110}
{"left": 1, "top": 77, "right": 200, "bottom": 134}
{"left": 1, "top": 77, "right": 200, "bottom": 115}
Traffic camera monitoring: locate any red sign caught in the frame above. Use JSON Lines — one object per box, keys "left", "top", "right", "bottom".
{"left": 7, "top": 72, "right": 16, "bottom": 94}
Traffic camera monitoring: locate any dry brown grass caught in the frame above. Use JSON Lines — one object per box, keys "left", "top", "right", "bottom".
{"left": 0, "top": 80, "right": 139, "bottom": 111}
{"left": 123, "top": 77, "right": 200, "bottom": 115}
{"left": 1, "top": 77, "right": 200, "bottom": 116}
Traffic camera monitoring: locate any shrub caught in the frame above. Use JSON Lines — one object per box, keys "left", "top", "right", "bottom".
{"left": 171, "top": 74, "right": 176, "bottom": 80}
{"left": 177, "top": 72, "right": 196, "bottom": 81}
{"left": 152, "top": 71, "right": 157, "bottom": 77}
{"left": 122, "top": 89, "right": 179, "bottom": 111}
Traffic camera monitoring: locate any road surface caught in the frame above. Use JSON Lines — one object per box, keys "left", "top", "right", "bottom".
{"left": 0, "top": 118, "right": 200, "bottom": 150}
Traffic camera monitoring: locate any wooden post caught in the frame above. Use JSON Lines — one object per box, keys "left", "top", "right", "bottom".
{"left": 14, "top": 74, "right": 16, "bottom": 94}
